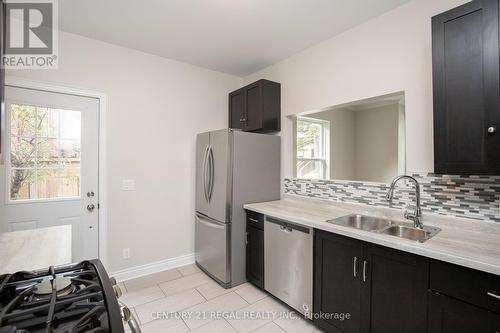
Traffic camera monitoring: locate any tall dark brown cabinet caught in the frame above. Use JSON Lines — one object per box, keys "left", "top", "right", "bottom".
{"left": 432, "top": 0, "right": 500, "bottom": 175}
{"left": 229, "top": 79, "right": 280, "bottom": 133}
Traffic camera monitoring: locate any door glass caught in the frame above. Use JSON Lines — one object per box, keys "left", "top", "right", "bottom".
{"left": 9, "top": 104, "right": 82, "bottom": 201}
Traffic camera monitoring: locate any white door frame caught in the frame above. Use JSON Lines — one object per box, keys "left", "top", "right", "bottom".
{"left": 2, "top": 76, "right": 109, "bottom": 266}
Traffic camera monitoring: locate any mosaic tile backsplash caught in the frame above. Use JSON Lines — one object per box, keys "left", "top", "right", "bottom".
{"left": 284, "top": 174, "right": 500, "bottom": 222}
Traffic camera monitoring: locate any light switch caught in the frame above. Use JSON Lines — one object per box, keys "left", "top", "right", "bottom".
{"left": 122, "top": 179, "right": 135, "bottom": 191}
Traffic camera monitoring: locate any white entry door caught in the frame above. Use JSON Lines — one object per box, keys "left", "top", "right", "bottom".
{"left": 0, "top": 86, "right": 99, "bottom": 262}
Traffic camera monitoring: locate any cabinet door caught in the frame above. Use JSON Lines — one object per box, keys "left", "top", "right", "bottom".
{"left": 229, "top": 89, "right": 245, "bottom": 130}
{"left": 246, "top": 225, "right": 264, "bottom": 289}
{"left": 490, "top": 312, "right": 500, "bottom": 333}
{"left": 314, "top": 231, "right": 363, "bottom": 333}
{"left": 244, "top": 82, "right": 263, "bottom": 131}
{"left": 360, "top": 244, "right": 429, "bottom": 333}
{"left": 428, "top": 291, "right": 490, "bottom": 333}
{"left": 432, "top": 0, "right": 500, "bottom": 174}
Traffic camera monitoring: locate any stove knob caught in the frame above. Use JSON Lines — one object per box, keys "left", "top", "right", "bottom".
{"left": 113, "top": 284, "right": 123, "bottom": 299}
{"left": 109, "top": 277, "right": 117, "bottom": 286}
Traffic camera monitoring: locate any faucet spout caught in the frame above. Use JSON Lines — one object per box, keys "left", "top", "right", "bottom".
{"left": 386, "top": 175, "right": 423, "bottom": 229}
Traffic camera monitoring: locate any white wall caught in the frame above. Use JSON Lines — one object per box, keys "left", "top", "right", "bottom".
{"left": 243, "top": 0, "right": 470, "bottom": 178}
{"left": 6, "top": 32, "right": 242, "bottom": 272}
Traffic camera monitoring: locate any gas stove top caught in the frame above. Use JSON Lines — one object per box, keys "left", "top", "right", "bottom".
{"left": 0, "top": 260, "right": 130, "bottom": 333}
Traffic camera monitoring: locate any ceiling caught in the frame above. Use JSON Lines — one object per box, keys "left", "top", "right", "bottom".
{"left": 59, "top": 0, "right": 411, "bottom": 77}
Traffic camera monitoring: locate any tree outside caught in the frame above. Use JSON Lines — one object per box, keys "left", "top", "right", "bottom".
{"left": 9, "top": 104, "right": 81, "bottom": 200}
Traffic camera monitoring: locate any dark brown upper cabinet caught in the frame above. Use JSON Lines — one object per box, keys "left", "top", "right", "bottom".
{"left": 229, "top": 79, "right": 280, "bottom": 133}
{"left": 432, "top": 0, "right": 500, "bottom": 175}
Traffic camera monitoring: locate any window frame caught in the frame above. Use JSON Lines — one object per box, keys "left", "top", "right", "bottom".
{"left": 5, "top": 102, "right": 82, "bottom": 204}
{"left": 295, "top": 116, "right": 330, "bottom": 180}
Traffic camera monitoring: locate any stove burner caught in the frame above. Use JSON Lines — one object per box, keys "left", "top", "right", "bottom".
{"left": 33, "top": 277, "right": 74, "bottom": 298}
{"left": 0, "top": 260, "right": 125, "bottom": 333}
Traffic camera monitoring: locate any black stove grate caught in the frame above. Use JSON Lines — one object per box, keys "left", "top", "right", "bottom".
{"left": 0, "top": 260, "right": 121, "bottom": 333}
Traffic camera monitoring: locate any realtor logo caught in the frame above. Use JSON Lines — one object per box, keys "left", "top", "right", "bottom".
{"left": 2, "top": 0, "right": 58, "bottom": 69}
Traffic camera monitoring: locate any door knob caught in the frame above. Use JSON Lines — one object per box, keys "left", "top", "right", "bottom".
{"left": 488, "top": 126, "right": 496, "bottom": 134}
{"left": 87, "top": 204, "right": 95, "bottom": 212}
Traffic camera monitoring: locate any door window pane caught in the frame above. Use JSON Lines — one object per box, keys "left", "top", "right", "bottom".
{"left": 8, "top": 104, "right": 82, "bottom": 200}
{"left": 10, "top": 169, "right": 35, "bottom": 200}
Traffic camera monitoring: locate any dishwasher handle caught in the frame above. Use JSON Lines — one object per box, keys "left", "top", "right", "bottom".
{"left": 266, "top": 217, "right": 310, "bottom": 234}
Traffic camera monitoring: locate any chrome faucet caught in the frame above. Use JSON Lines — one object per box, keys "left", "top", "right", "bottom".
{"left": 386, "top": 175, "right": 423, "bottom": 229}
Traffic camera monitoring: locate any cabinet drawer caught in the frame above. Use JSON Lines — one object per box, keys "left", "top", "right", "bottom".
{"left": 246, "top": 210, "right": 264, "bottom": 230}
{"left": 430, "top": 260, "right": 500, "bottom": 313}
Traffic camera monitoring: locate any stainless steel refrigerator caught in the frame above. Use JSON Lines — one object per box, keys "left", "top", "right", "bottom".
{"left": 195, "top": 129, "right": 280, "bottom": 288}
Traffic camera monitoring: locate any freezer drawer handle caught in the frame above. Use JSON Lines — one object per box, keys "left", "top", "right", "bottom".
{"left": 197, "top": 215, "right": 225, "bottom": 229}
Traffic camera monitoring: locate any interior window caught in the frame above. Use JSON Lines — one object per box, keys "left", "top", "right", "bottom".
{"left": 9, "top": 104, "right": 82, "bottom": 201}
{"left": 296, "top": 117, "right": 329, "bottom": 179}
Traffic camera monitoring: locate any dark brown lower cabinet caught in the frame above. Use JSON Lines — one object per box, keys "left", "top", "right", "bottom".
{"left": 428, "top": 291, "right": 500, "bottom": 333}
{"left": 314, "top": 230, "right": 428, "bottom": 333}
{"left": 360, "top": 244, "right": 428, "bottom": 333}
{"left": 314, "top": 232, "right": 363, "bottom": 333}
{"left": 246, "top": 224, "right": 264, "bottom": 289}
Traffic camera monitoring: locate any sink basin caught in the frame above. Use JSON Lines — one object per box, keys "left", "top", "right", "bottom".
{"left": 379, "top": 224, "right": 441, "bottom": 243}
{"left": 327, "top": 214, "right": 394, "bottom": 231}
{"left": 327, "top": 214, "right": 441, "bottom": 242}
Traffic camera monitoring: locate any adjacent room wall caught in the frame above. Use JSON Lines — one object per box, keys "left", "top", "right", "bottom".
{"left": 302, "top": 108, "right": 355, "bottom": 180}
{"left": 353, "top": 105, "right": 399, "bottom": 183}
{"left": 243, "top": 0, "right": 470, "bottom": 178}
{"left": 6, "top": 31, "right": 242, "bottom": 272}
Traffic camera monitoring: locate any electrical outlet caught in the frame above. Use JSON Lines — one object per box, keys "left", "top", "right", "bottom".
{"left": 122, "top": 179, "right": 135, "bottom": 191}
{"left": 300, "top": 183, "right": 307, "bottom": 194}
{"left": 122, "top": 248, "right": 130, "bottom": 259}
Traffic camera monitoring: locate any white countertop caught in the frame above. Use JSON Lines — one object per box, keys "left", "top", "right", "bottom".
{"left": 244, "top": 194, "right": 500, "bottom": 276}
{"left": 0, "top": 225, "right": 72, "bottom": 275}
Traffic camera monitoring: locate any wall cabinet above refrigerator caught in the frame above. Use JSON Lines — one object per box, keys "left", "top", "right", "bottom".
{"left": 229, "top": 79, "right": 281, "bottom": 133}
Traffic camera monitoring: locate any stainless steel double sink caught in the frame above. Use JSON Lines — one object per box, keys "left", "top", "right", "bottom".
{"left": 326, "top": 214, "right": 440, "bottom": 242}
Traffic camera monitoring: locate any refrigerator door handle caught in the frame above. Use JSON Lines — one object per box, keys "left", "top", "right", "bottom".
{"left": 202, "top": 146, "right": 210, "bottom": 203}
{"left": 208, "top": 146, "right": 215, "bottom": 202}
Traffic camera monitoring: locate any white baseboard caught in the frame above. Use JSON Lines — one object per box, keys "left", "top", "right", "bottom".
{"left": 109, "top": 253, "right": 195, "bottom": 282}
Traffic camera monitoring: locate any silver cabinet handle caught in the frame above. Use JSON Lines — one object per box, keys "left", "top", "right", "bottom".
{"left": 353, "top": 256, "right": 358, "bottom": 278}
{"left": 249, "top": 218, "right": 259, "bottom": 223}
{"left": 487, "top": 291, "right": 500, "bottom": 300}
{"left": 87, "top": 204, "right": 95, "bottom": 212}
{"left": 363, "top": 260, "right": 368, "bottom": 282}
{"left": 488, "top": 126, "right": 496, "bottom": 134}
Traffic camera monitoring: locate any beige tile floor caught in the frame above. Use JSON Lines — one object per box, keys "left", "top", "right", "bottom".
{"left": 117, "top": 264, "right": 324, "bottom": 333}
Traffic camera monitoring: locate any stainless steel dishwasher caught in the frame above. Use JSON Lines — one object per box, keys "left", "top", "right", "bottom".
{"left": 264, "top": 216, "right": 313, "bottom": 316}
